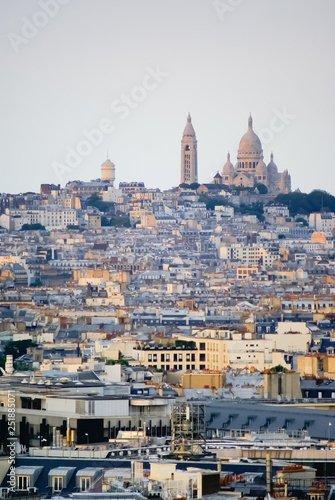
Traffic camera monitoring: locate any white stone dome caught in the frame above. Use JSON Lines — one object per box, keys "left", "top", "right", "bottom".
{"left": 255, "top": 155, "right": 268, "bottom": 176}
{"left": 222, "top": 152, "right": 235, "bottom": 177}
{"left": 267, "top": 152, "right": 278, "bottom": 176}
{"left": 238, "top": 115, "right": 262, "bottom": 154}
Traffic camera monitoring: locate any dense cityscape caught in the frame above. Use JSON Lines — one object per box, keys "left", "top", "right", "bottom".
{"left": 2, "top": 0, "right": 335, "bottom": 498}
{"left": 0, "top": 110, "right": 335, "bottom": 499}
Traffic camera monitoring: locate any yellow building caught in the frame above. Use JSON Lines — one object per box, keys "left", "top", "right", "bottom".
{"left": 181, "top": 372, "right": 225, "bottom": 389}
{"left": 297, "top": 354, "right": 335, "bottom": 378}
{"left": 236, "top": 265, "right": 258, "bottom": 279}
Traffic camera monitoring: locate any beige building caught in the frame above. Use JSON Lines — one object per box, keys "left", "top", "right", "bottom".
{"left": 180, "top": 113, "right": 198, "bottom": 184}
{"left": 174, "top": 329, "right": 290, "bottom": 372}
{"left": 181, "top": 372, "right": 225, "bottom": 389}
{"left": 263, "top": 371, "right": 302, "bottom": 399}
{"left": 297, "top": 354, "right": 335, "bottom": 378}
{"left": 100, "top": 157, "right": 115, "bottom": 184}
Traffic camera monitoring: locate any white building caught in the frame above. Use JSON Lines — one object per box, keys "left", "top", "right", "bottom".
{"left": 219, "top": 243, "right": 280, "bottom": 266}
{"left": 0, "top": 206, "right": 78, "bottom": 230}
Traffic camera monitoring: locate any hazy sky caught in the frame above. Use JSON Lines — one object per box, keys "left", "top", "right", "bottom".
{"left": 1, "top": 0, "right": 335, "bottom": 194}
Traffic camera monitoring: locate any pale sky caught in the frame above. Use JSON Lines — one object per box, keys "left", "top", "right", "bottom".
{"left": 1, "top": 0, "right": 335, "bottom": 194}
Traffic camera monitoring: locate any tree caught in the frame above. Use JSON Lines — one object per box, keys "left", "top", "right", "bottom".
{"left": 275, "top": 190, "right": 335, "bottom": 216}
{"left": 179, "top": 183, "right": 200, "bottom": 190}
{"left": 86, "top": 192, "right": 115, "bottom": 213}
{"left": 106, "top": 359, "right": 129, "bottom": 366}
{"left": 270, "top": 364, "right": 287, "bottom": 373}
{"left": 4, "top": 340, "right": 37, "bottom": 360}
{"left": 21, "top": 223, "right": 45, "bottom": 231}
{"left": 296, "top": 217, "right": 308, "bottom": 226}
{"left": 255, "top": 183, "right": 268, "bottom": 194}
{"left": 30, "top": 278, "right": 43, "bottom": 287}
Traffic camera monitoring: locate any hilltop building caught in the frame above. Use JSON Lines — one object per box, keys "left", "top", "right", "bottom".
{"left": 215, "top": 115, "right": 291, "bottom": 194}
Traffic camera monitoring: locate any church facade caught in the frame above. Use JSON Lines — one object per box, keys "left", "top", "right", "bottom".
{"left": 214, "top": 115, "right": 291, "bottom": 194}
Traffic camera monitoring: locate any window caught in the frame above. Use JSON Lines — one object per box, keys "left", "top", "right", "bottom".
{"left": 53, "top": 477, "right": 63, "bottom": 492}
{"left": 199, "top": 343, "right": 206, "bottom": 350}
{"left": 199, "top": 354, "right": 206, "bottom": 361}
{"left": 81, "top": 477, "right": 90, "bottom": 492}
{"left": 17, "top": 476, "right": 30, "bottom": 490}
{"left": 88, "top": 400, "right": 95, "bottom": 415}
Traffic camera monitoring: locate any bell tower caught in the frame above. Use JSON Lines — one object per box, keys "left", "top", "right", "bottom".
{"left": 181, "top": 113, "right": 198, "bottom": 184}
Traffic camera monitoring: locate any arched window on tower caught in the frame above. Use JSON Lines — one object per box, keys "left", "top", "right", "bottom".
{"left": 185, "top": 145, "right": 190, "bottom": 151}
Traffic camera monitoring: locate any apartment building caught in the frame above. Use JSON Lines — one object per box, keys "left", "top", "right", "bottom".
{"left": 219, "top": 244, "right": 280, "bottom": 266}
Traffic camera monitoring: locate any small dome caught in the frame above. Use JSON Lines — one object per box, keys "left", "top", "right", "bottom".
{"left": 238, "top": 115, "right": 262, "bottom": 154}
{"left": 222, "top": 152, "right": 235, "bottom": 177}
{"left": 311, "top": 231, "right": 327, "bottom": 244}
{"left": 267, "top": 152, "right": 278, "bottom": 176}
{"left": 255, "top": 155, "right": 267, "bottom": 176}
{"left": 101, "top": 158, "right": 115, "bottom": 170}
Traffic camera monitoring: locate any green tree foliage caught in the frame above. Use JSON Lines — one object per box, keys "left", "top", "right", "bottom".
{"left": 4, "top": 339, "right": 37, "bottom": 359}
{"left": 101, "top": 216, "right": 131, "bottom": 227}
{"left": 199, "top": 194, "right": 233, "bottom": 210}
{"left": 106, "top": 359, "right": 129, "bottom": 366}
{"left": 30, "top": 278, "right": 43, "bottom": 287}
{"left": 270, "top": 364, "right": 287, "bottom": 373}
{"left": 255, "top": 183, "right": 268, "bottom": 194}
{"left": 179, "top": 183, "right": 200, "bottom": 190}
{"left": 275, "top": 190, "right": 335, "bottom": 216}
{"left": 295, "top": 217, "right": 308, "bottom": 226}
{"left": 86, "top": 193, "right": 115, "bottom": 213}
{"left": 238, "top": 202, "right": 265, "bottom": 222}
{"left": 175, "top": 340, "right": 196, "bottom": 349}
{"left": 21, "top": 223, "right": 45, "bottom": 231}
